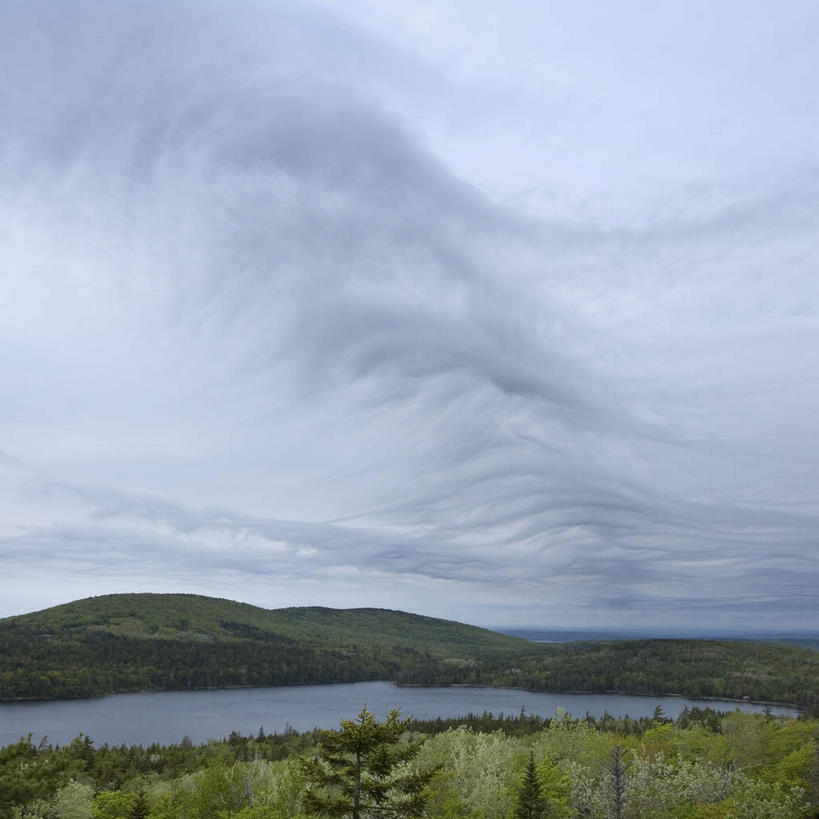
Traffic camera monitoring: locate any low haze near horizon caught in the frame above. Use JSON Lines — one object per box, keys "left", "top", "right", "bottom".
{"left": 2, "top": 0, "right": 818, "bottom": 629}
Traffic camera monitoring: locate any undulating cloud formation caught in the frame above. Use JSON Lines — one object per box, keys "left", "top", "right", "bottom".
{"left": 2, "top": 0, "right": 818, "bottom": 627}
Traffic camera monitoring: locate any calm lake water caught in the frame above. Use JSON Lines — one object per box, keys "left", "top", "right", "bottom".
{"left": 0, "top": 682, "right": 800, "bottom": 748}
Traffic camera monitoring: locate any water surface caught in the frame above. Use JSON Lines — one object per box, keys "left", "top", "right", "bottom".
{"left": 0, "top": 682, "right": 799, "bottom": 748}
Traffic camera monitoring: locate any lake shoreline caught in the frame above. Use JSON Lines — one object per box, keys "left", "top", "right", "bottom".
{"left": 1, "top": 681, "right": 801, "bottom": 750}
{"left": 1, "top": 678, "right": 804, "bottom": 712}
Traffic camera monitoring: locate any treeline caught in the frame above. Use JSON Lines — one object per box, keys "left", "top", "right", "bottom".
{"left": 518, "top": 639, "right": 819, "bottom": 708}
{"left": 406, "top": 704, "right": 725, "bottom": 738}
{"left": 0, "top": 628, "right": 402, "bottom": 700}
{"left": 4, "top": 628, "right": 817, "bottom": 709}
{"left": 397, "top": 640, "right": 819, "bottom": 709}
{"left": 1, "top": 595, "right": 817, "bottom": 708}
{"left": 2, "top": 707, "right": 816, "bottom": 817}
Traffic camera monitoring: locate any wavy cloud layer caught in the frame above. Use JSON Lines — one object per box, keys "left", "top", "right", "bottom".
{"left": 2, "top": 0, "right": 818, "bottom": 627}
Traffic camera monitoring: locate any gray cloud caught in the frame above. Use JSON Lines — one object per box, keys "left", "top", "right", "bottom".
{"left": 1, "top": 0, "right": 817, "bottom": 628}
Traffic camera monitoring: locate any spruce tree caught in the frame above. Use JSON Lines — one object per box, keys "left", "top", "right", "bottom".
{"left": 608, "top": 745, "right": 628, "bottom": 819}
{"left": 130, "top": 789, "right": 150, "bottom": 819}
{"left": 300, "top": 706, "right": 437, "bottom": 818}
{"left": 514, "top": 752, "right": 548, "bottom": 819}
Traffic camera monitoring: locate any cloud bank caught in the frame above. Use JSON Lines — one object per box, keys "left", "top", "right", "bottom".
{"left": 1, "top": 0, "right": 818, "bottom": 627}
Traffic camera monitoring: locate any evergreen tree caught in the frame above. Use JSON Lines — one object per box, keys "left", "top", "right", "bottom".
{"left": 300, "top": 706, "right": 437, "bottom": 818}
{"left": 514, "top": 752, "right": 548, "bottom": 819}
{"left": 130, "top": 788, "right": 150, "bottom": 819}
{"left": 607, "top": 745, "right": 628, "bottom": 819}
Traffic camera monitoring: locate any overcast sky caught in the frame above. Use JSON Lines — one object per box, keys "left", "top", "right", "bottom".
{"left": 2, "top": 0, "right": 818, "bottom": 629}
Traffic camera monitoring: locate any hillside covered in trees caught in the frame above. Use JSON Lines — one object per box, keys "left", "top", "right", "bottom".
{"left": 1, "top": 594, "right": 817, "bottom": 709}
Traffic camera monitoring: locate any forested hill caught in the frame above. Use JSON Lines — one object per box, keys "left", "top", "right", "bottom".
{"left": 1, "top": 593, "right": 523, "bottom": 653}
{"left": 1, "top": 593, "right": 817, "bottom": 709}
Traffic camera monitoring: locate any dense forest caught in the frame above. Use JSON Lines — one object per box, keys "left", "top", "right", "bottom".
{"left": 1, "top": 594, "right": 817, "bottom": 709}
{"left": 2, "top": 707, "right": 817, "bottom": 817}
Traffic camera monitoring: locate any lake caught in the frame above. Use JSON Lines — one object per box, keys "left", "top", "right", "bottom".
{"left": 0, "top": 682, "right": 800, "bottom": 748}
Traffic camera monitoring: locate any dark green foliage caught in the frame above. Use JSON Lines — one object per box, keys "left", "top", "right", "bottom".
{"left": 0, "top": 735, "right": 82, "bottom": 818}
{"left": 0, "top": 594, "right": 526, "bottom": 701}
{"left": 491, "top": 638, "right": 819, "bottom": 709}
{"left": 0, "top": 594, "right": 817, "bottom": 708}
{"left": 130, "top": 788, "right": 149, "bottom": 819}
{"left": 514, "top": 752, "right": 548, "bottom": 819}
{"left": 0, "top": 737, "right": 52, "bottom": 819}
{"left": 300, "top": 706, "right": 437, "bottom": 817}
{"left": 674, "top": 706, "right": 723, "bottom": 732}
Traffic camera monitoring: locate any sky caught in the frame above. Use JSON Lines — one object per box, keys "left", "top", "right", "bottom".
{"left": 1, "top": 0, "right": 818, "bottom": 629}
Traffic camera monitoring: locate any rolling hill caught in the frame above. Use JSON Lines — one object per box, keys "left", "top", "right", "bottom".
{"left": 1, "top": 594, "right": 817, "bottom": 708}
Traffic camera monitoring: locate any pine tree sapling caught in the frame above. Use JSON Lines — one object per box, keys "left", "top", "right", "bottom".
{"left": 514, "top": 752, "right": 548, "bottom": 819}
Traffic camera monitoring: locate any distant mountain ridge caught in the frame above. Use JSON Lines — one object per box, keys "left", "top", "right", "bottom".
{"left": 501, "top": 628, "right": 819, "bottom": 650}
{"left": 4, "top": 593, "right": 523, "bottom": 650}
{"left": 1, "top": 594, "right": 817, "bottom": 709}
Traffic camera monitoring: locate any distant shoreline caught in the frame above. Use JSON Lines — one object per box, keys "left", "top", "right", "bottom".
{"left": 497, "top": 629, "right": 819, "bottom": 650}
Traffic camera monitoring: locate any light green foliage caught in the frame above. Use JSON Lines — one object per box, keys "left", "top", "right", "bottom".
{"left": 418, "top": 768, "right": 480, "bottom": 818}
{"left": 672, "top": 724, "right": 730, "bottom": 764}
{"left": 555, "top": 714, "right": 816, "bottom": 819}
{"left": 255, "top": 758, "right": 307, "bottom": 817}
{"left": 153, "top": 759, "right": 305, "bottom": 819}
{"left": 772, "top": 742, "right": 816, "bottom": 792}
{"left": 626, "top": 755, "right": 737, "bottom": 817}
{"left": 535, "top": 757, "right": 570, "bottom": 817}
{"left": 414, "top": 727, "right": 519, "bottom": 818}
{"left": 529, "top": 710, "right": 615, "bottom": 767}
{"left": 23, "top": 780, "right": 95, "bottom": 819}
{"left": 526, "top": 711, "right": 616, "bottom": 817}
{"left": 229, "top": 807, "right": 309, "bottom": 819}
{"left": 52, "top": 781, "right": 94, "bottom": 819}
{"left": 411, "top": 711, "right": 817, "bottom": 818}
{"left": 722, "top": 712, "right": 818, "bottom": 790}
{"left": 638, "top": 722, "right": 677, "bottom": 757}
{"left": 561, "top": 759, "right": 616, "bottom": 818}
{"left": 1, "top": 709, "right": 815, "bottom": 818}
{"left": 191, "top": 761, "right": 265, "bottom": 816}
{"left": 729, "top": 775, "right": 811, "bottom": 818}
{"left": 141, "top": 793, "right": 179, "bottom": 819}
{"left": 92, "top": 789, "right": 137, "bottom": 818}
